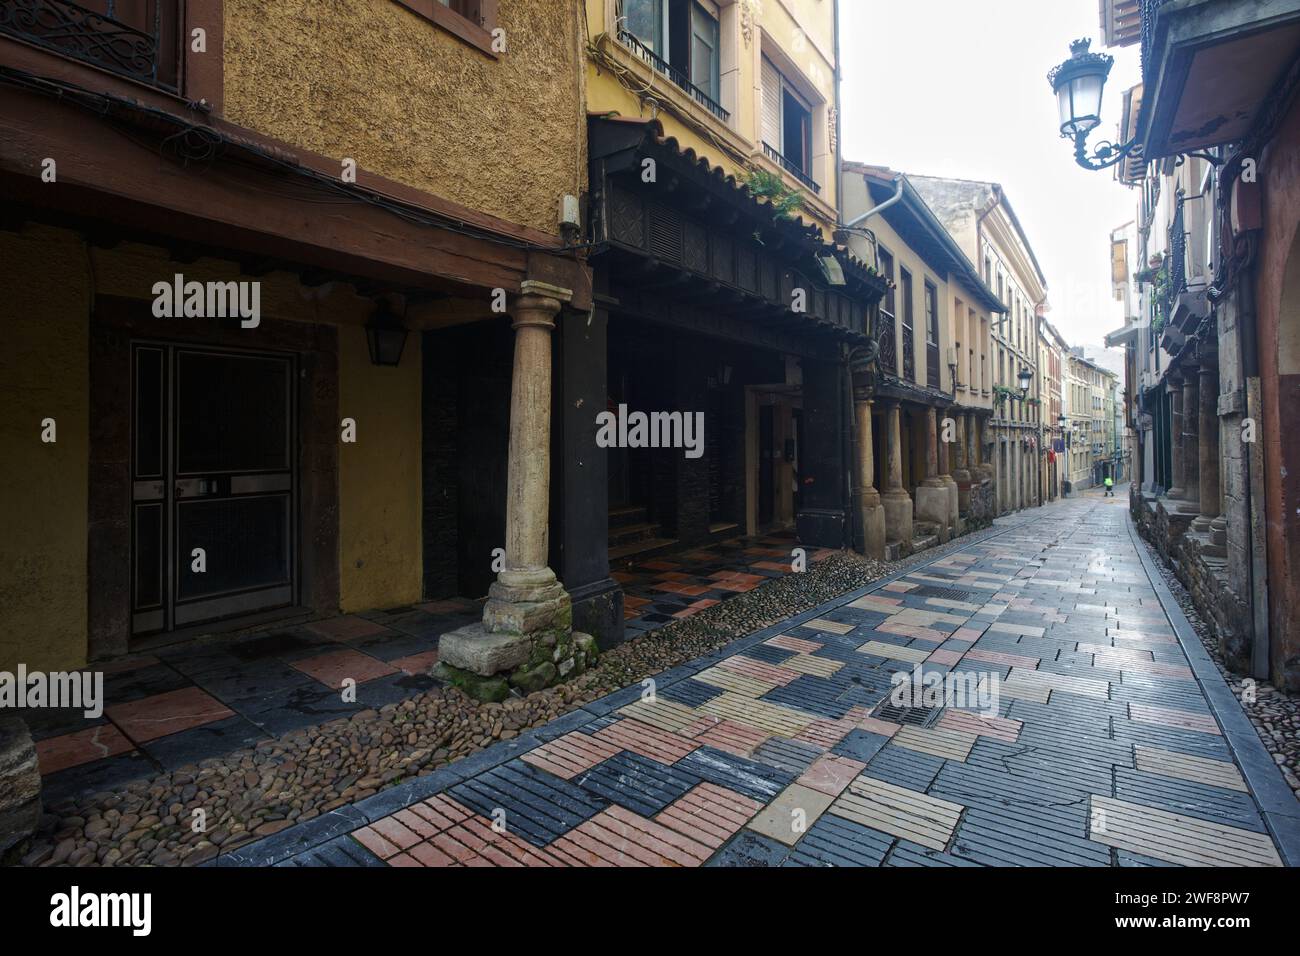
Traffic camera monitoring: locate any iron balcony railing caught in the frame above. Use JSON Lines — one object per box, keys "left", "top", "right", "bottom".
{"left": 0, "top": 0, "right": 181, "bottom": 90}
{"left": 617, "top": 29, "right": 730, "bottom": 123}
{"left": 877, "top": 310, "right": 897, "bottom": 375}
{"left": 762, "top": 142, "right": 821, "bottom": 194}
{"left": 901, "top": 322, "right": 916, "bottom": 383}
{"left": 1139, "top": 0, "right": 1175, "bottom": 77}
{"left": 1166, "top": 198, "right": 1187, "bottom": 315}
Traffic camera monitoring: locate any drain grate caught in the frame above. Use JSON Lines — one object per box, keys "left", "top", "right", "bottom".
{"left": 871, "top": 700, "right": 944, "bottom": 728}
{"left": 910, "top": 584, "right": 976, "bottom": 602}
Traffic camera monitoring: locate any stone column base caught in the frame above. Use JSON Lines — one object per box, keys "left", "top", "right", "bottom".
{"left": 861, "top": 501, "right": 887, "bottom": 560}
{"left": 954, "top": 468, "right": 972, "bottom": 516}
{"left": 0, "top": 717, "right": 41, "bottom": 855}
{"left": 915, "top": 480, "right": 950, "bottom": 544}
{"left": 438, "top": 576, "right": 598, "bottom": 701}
{"left": 881, "top": 489, "right": 913, "bottom": 552}
{"left": 942, "top": 476, "right": 959, "bottom": 530}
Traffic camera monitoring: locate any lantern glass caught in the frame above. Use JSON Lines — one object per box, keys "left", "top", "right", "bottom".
{"left": 1059, "top": 72, "right": 1105, "bottom": 137}
{"left": 1017, "top": 368, "right": 1033, "bottom": 394}
{"left": 1048, "top": 40, "right": 1114, "bottom": 140}
{"left": 366, "top": 321, "right": 408, "bottom": 367}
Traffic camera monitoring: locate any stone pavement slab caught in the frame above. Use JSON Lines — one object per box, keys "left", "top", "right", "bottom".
{"left": 235, "top": 497, "right": 1300, "bottom": 868}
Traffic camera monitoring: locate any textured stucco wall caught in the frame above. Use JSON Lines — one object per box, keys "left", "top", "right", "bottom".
{"left": 223, "top": 0, "right": 586, "bottom": 235}
{"left": 338, "top": 324, "right": 423, "bottom": 613}
{"left": 0, "top": 227, "right": 90, "bottom": 671}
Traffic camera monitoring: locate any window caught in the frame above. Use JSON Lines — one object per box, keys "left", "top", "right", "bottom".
{"left": 440, "top": 0, "right": 479, "bottom": 18}
{"left": 762, "top": 56, "right": 816, "bottom": 184}
{"left": 620, "top": 1, "right": 725, "bottom": 118}
{"left": 924, "top": 282, "right": 939, "bottom": 345}
{"left": 900, "top": 268, "right": 915, "bottom": 381}
{"left": 400, "top": 0, "right": 498, "bottom": 55}
{"left": 878, "top": 246, "right": 895, "bottom": 318}
{"left": 688, "top": 3, "right": 720, "bottom": 103}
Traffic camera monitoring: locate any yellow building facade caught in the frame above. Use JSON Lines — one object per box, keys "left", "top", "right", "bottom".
{"left": 585, "top": 0, "right": 840, "bottom": 234}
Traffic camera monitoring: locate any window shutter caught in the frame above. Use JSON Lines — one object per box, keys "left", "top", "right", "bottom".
{"left": 761, "top": 57, "right": 781, "bottom": 148}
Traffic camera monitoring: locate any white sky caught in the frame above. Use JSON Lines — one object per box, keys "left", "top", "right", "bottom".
{"left": 839, "top": 0, "right": 1140, "bottom": 356}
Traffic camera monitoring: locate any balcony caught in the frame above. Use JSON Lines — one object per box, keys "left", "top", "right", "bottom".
{"left": 901, "top": 322, "right": 916, "bottom": 383}
{"left": 877, "top": 310, "right": 898, "bottom": 376}
{"left": 761, "top": 142, "right": 821, "bottom": 195}
{"left": 1165, "top": 198, "right": 1211, "bottom": 338}
{"left": 616, "top": 29, "right": 729, "bottom": 124}
{"left": 0, "top": 0, "right": 183, "bottom": 91}
{"left": 1135, "top": 0, "right": 1300, "bottom": 158}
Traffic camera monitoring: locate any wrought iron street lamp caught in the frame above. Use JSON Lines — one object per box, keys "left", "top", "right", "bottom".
{"left": 1047, "top": 39, "right": 1139, "bottom": 171}
{"left": 1017, "top": 367, "right": 1034, "bottom": 396}
{"left": 1048, "top": 38, "right": 1220, "bottom": 171}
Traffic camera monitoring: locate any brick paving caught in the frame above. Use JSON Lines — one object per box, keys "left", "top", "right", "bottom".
{"left": 616, "top": 532, "right": 837, "bottom": 635}
{"left": 235, "top": 493, "right": 1300, "bottom": 868}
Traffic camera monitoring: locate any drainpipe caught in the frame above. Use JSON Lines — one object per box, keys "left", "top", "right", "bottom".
{"left": 841, "top": 174, "right": 904, "bottom": 233}
{"left": 843, "top": 342, "right": 858, "bottom": 552}
{"left": 833, "top": 0, "right": 844, "bottom": 231}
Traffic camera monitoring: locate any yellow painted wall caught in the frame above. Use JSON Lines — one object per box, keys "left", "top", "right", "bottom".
{"left": 92, "top": 246, "right": 428, "bottom": 615}
{"left": 337, "top": 325, "right": 423, "bottom": 613}
{"left": 0, "top": 226, "right": 90, "bottom": 671}
{"left": 0, "top": 226, "right": 426, "bottom": 669}
{"left": 223, "top": 0, "right": 586, "bottom": 236}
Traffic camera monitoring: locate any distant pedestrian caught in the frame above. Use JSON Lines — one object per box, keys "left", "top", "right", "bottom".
{"left": 1104, "top": 476, "right": 1114, "bottom": 497}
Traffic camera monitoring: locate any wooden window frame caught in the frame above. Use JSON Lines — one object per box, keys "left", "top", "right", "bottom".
{"left": 394, "top": 0, "right": 501, "bottom": 58}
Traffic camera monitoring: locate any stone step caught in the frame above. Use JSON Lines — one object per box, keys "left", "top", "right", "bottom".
{"left": 608, "top": 535, "right": 679, "bottom": 562}
{"left": 608, "top": 520, "right": 663, "bottom": 549}
{"left": 608, "top": 504, "right": 649, "bottom": 529}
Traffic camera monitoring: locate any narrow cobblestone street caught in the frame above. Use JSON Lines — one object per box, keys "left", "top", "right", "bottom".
{"left": 230, "top": 491, "right": 1300, "bottom": 868}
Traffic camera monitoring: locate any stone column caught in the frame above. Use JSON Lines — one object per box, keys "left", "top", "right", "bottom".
{"left": 439, "top": 280, "right": 595, "bottom": 700}
{"left": 855, "top": 391, "right": 886, "bottom": 559}
{"left": 939, "top": 410, "right": 959, "bottom": 531}
{"left": 1178, "top": 370, "right": 1201, "bottom": 514}
{"left": 1167, "top": 375, "right": 1186, "bottom": 499}
{"left": 915, "top": 406, "right": 950, "bottom": 542}
{"left": 1193, "top": 359, "right": 1221, "bottom": 535}
{"left": 953, "top": 413, "right": 972, "bottom": 517}
{"left": 880, "top": 401, "right": 913, "bottom": 548}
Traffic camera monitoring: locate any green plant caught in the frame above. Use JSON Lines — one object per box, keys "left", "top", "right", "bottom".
{"left": 744, "top": 168, "right": 805, "bottom": 220}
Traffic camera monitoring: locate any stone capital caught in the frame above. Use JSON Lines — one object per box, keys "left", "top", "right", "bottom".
{"left": 519, "top": 279, "right": 573, "bottom": 302}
